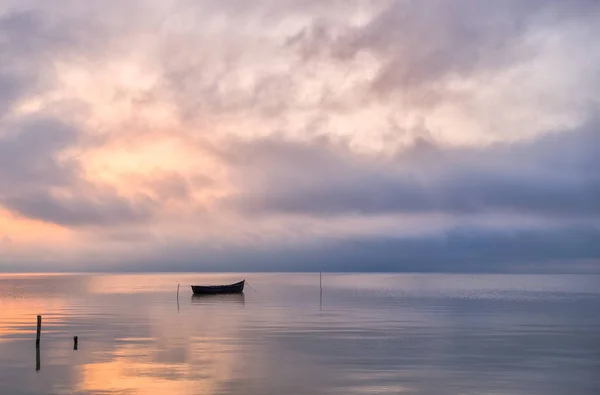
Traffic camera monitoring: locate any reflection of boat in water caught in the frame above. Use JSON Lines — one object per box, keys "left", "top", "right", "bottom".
{"left": 191, "top": 280, "right": 245, "bottom": 295}
{"left": 191, "top": 293, "right": 245, "bottom": 305}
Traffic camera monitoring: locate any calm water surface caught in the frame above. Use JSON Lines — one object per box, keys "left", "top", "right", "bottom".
{"left": 0, "top": 273, "right": 599, "bottom": 394}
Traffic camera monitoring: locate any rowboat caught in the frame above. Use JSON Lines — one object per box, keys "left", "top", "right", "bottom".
{"left": 191, "top": 280, "right": 245, "bottom": 294}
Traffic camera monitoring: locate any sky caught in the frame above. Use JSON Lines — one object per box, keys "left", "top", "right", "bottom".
{"left": 0, "top": 0, "right": 599, "bottom": 272}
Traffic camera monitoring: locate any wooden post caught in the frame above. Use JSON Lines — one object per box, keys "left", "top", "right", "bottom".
{"left": 73, "top": 336, "right": 78, "bottom": 351}
{"left": 36, "top": 315, "right": 42, "bottom": 346}
{"left": 320, "top": 271, "right": 322, "bottom": 291}
{"left": 35, "top": 315, "right": 42, "bottom": 371}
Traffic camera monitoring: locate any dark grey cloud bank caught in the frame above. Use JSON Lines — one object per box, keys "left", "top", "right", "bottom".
{"left": 109, "top": 225, "right": 599, "bottom": 274}
{"left": 224, "top": 121, "right": 600, "bottom": 220}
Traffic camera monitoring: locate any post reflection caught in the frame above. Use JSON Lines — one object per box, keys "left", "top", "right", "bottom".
{"left": 35, "top": 344, "right": 40, "bottom": 372}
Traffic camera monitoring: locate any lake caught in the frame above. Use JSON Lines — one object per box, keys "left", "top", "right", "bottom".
{"left": 0, "top": 273, "right": 598, "bottom": 394}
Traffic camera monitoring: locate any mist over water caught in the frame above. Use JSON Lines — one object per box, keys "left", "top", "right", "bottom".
{"left": 0, "top": 273, "right": 599, "bottom": 394}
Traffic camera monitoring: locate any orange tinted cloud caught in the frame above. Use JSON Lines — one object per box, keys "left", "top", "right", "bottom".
{"left": 0, "top": 207, "right": 74, "bottom": 245}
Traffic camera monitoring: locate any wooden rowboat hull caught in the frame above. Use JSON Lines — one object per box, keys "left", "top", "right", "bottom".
{"left": 191, "top": 280, "right": 245, "bottom": 294}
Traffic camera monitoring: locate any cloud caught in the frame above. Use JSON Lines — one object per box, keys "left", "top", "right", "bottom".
{"left": 0, "top": 0, "right": 599, "bottom": 271}
{"left": 107, "top": 225, "right": 599, "bottom": 273}
{"left": 283, "top": 0, "right": 600, "bottom": 145}
{"left": 0, "top": 116, "right": 78, "bottom": 190}
{"left": 223, "top": 121, "right": 600, "bottom": 219}
{"left": 0, "top": 235, "right": 11, "bottom": 246}
{"left": 2, "top": 190, "right": 156, "bottom": 227}
{"left": 0, "top": 8, "right": 98, "bottom": 118}
{"left": 0, "top": 116, "right": 159, "bottom": 226}
{"left": 290, "top": 0, "right": 600, "bottom": 93}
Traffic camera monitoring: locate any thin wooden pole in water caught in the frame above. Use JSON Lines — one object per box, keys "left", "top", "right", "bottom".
{"left": 177, "top": 283, "right": 180, "bottom": 312}
{"left": 35, "top": 315, "right": 42, "bottom": 346}
{"left": 320, "top": 271, "right": 322, "bottom": 290}
{"left": 35, "top": 315, "right": 41, "bottom": 371}
{"left": 73, "top": 336, "right": 78, "bottom": 351}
